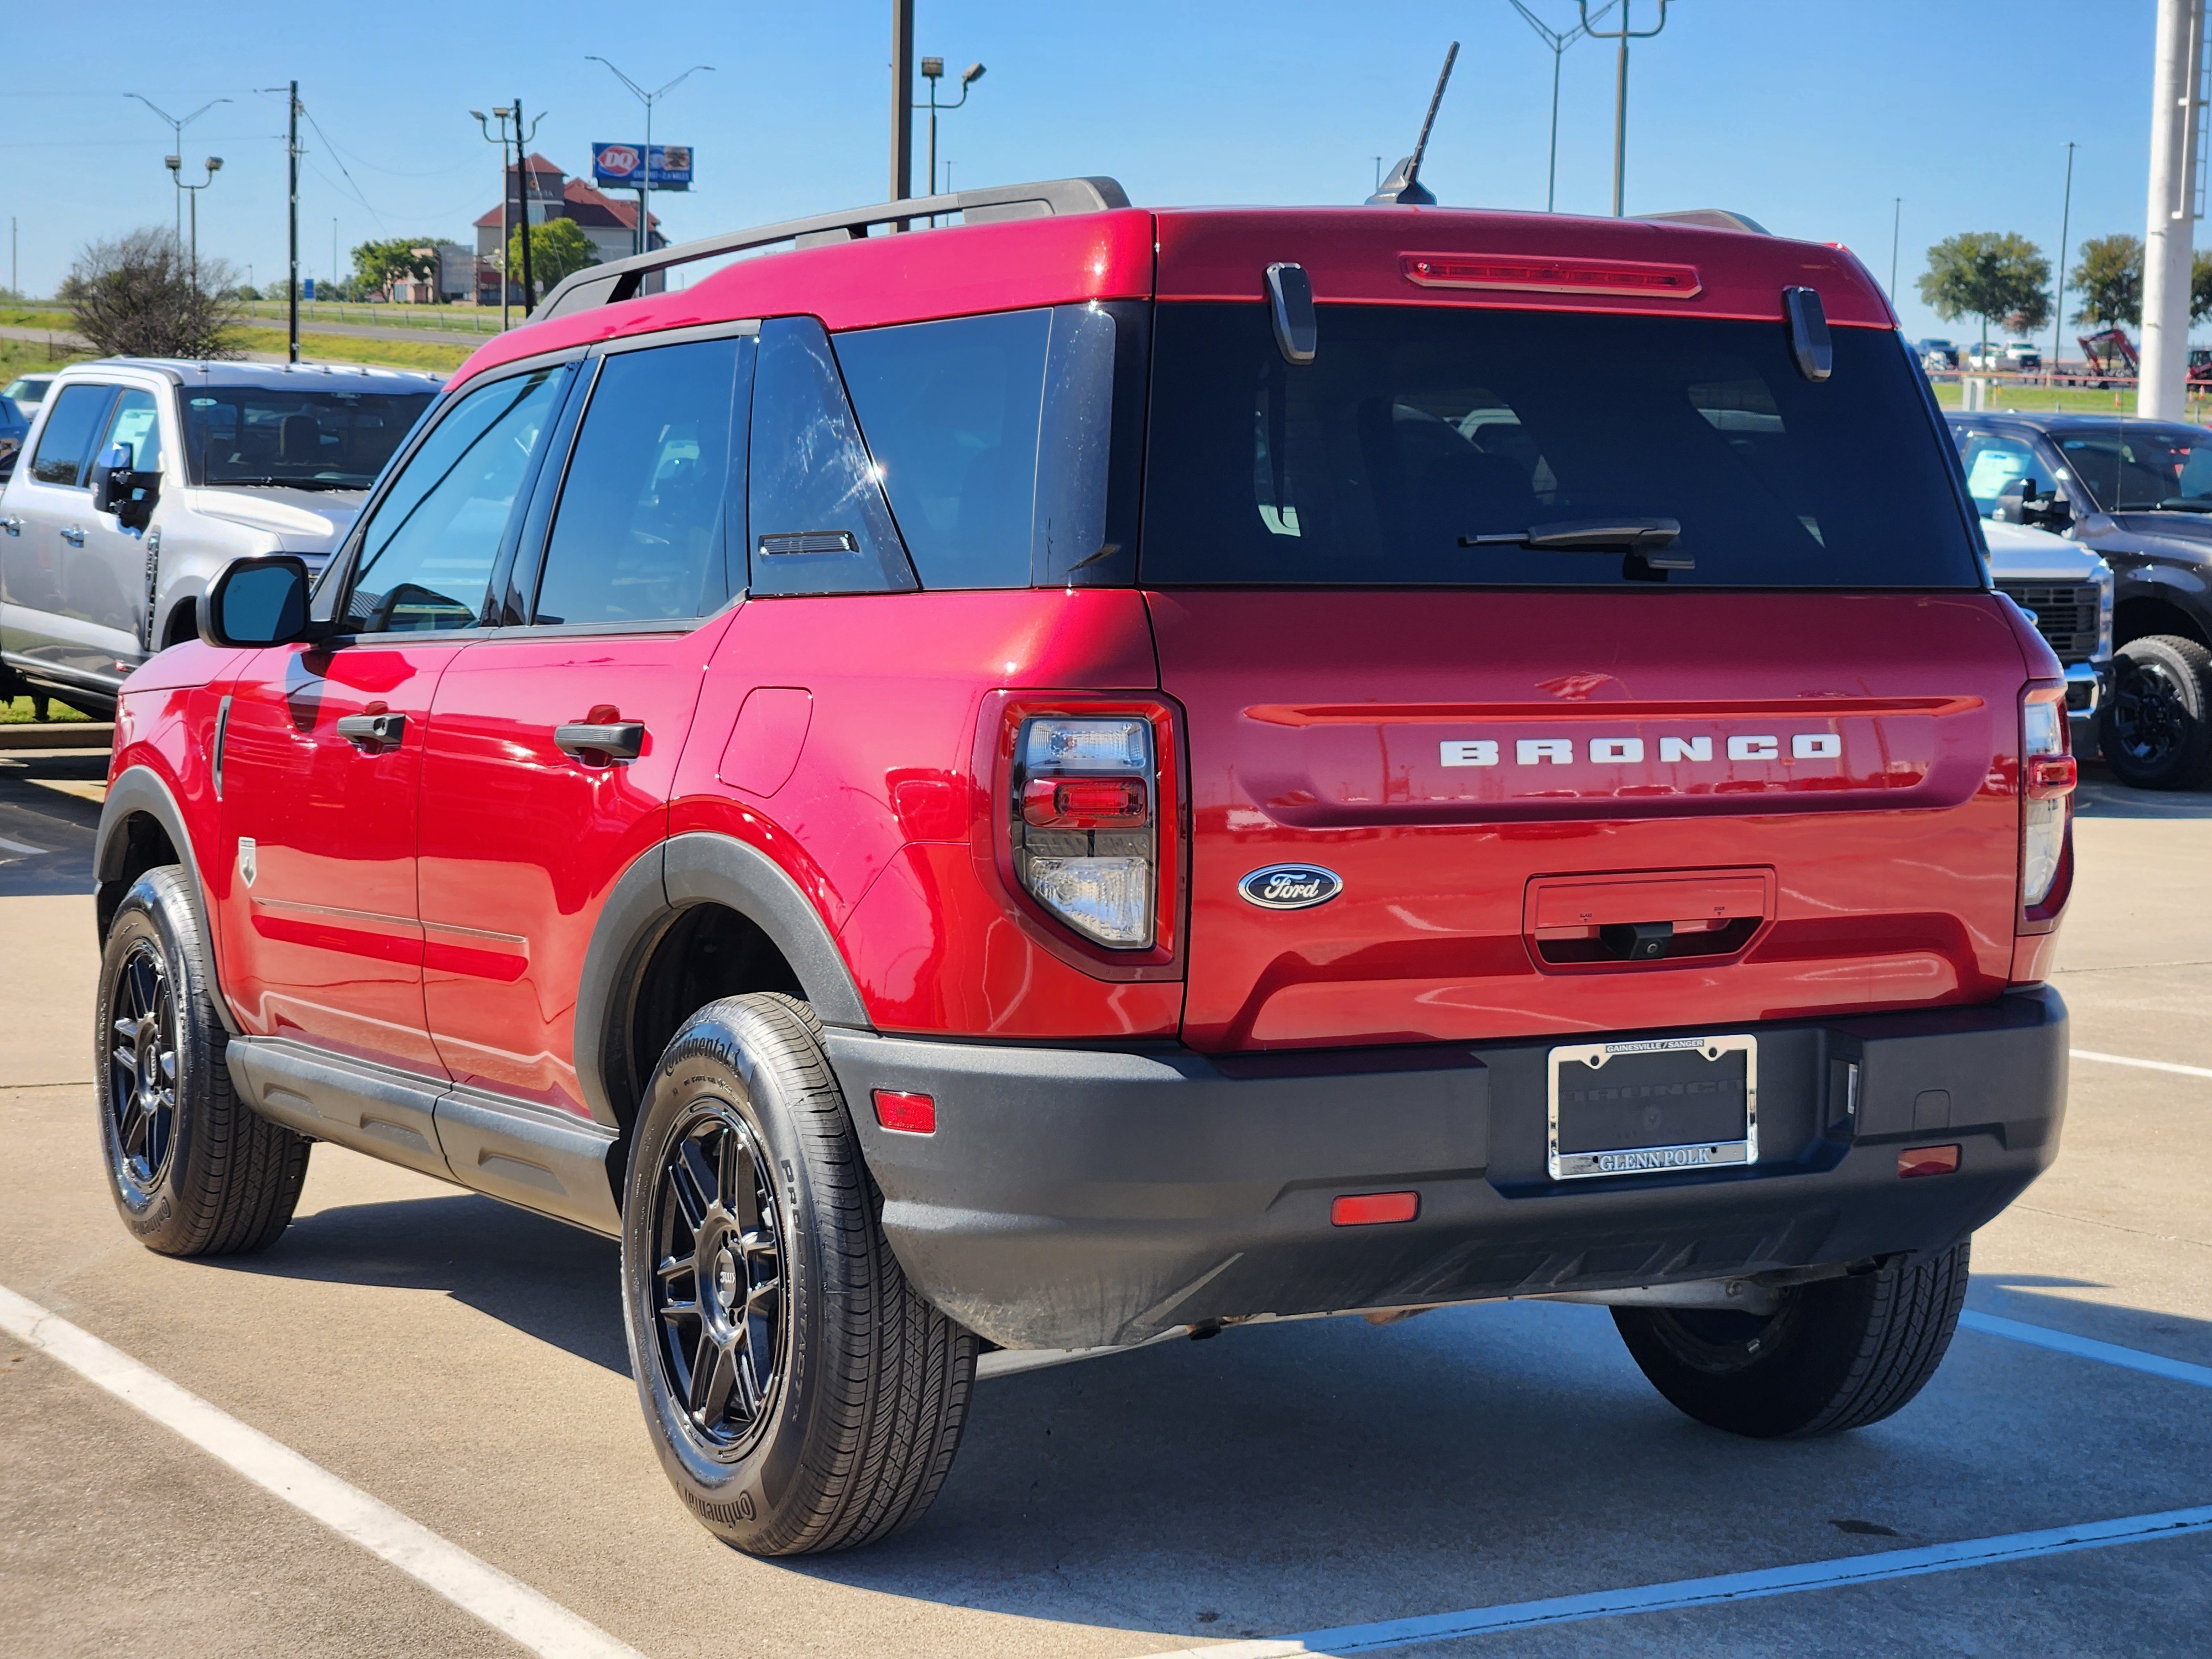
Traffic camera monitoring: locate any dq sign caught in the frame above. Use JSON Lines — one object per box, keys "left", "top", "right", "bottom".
{"left": 592, "top": 143, "right": 693, "bottom": 191}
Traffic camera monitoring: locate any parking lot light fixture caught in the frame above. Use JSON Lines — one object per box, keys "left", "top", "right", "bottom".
{"left": 1578, "top": 0, "right": 1670, "bottom": 217}
{"left": 587, "top": 58, "right": 716, "bottom": 259}
{"left": 127, "top": 93, "right": 231, "bottom": 251}
{"left": 175, "top": 156, "right": 222, "bottom": 291}
{"left": 921, "top": 56, "right": 985, "bottom": 221}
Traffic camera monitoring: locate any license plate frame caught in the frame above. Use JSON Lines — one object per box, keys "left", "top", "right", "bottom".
{"left": 1547, "top": 1034, "right": 1758, "bottom": 1181}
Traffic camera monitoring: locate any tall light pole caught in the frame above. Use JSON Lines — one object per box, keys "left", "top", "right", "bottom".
{"left": 126, "top": 94, "right": 229, "bottom": 251}
{"left": 920, "top": 56, "right": 985, "bottom": 209}
{"left": 2053, "top": 142, "right": 2078, "bottom": 380}
{"left": 1579, "top": 0, "right": 1670, "bottom": 217}
{"left": 587, "top": 58, "right": 713, "bottom": 260}
{"left": 168, "top": 156, "right": 223, "bottom": 291}
{"left": 891, "top": 0, "right": 915, "bottom": 208}
{"left": 2141, "top": 0, "right": 2203, "bottom": 419}
{"left": 473, "top": 107, "right": 517, "bottom": 328}
{"left": 1506, "top": 2, "right": 1611, "bottom": 212}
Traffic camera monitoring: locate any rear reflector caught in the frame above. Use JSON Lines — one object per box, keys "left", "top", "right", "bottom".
{"left": 873, "top": 1089, "right": 937, "bottom": 1135}
{"left": 1332, "top": 1191, "right": 1420, "bottom": 1226}
{"left": 1021, "top": 774, "right": 1150, "bottom": 829}
{"left": 2027, "top": 754, "right": 2078, "bottom": 799}
{"left": 1401, "top": 252, "right": 1702, "bottom": 299}
{"left": 1898, "top": 1144, "right": 1960, "bottom": 1178}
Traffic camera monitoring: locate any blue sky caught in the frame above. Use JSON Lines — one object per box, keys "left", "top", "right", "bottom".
{"left": 0, "top": 1, "right": 2176, "bottom": 343}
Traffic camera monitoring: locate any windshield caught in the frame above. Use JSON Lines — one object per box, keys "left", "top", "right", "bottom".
{"left": 2051, "top": 425, "right": 2212, "bottom": 513}
{"left": 182, "top": 387, "right": 434, "bottom": 489}
{"left": 1140, "top": 304, "right": 1981, "bottom": 588}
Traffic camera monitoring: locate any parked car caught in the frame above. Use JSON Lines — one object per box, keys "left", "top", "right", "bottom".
{"left": 1978, "top": 517, "right": 2112, "bottom": 751}
{"left": 0, "top": 359, "right": 440, "bottom": 717}
{"left": 1917, "top": 337, "right": 1959, "bottom": 369}
{"left": 93, "top": 180, "right": 2073, "bottom": 1557}
{"left": 1965, "top": 342, "right": 2007, "bottom": 371}
{"left": 2, "top": 373, "right": 56, "bottom": 411}
{"left": 2002, "top": 341, "right": 2042, "bottom": 372}
{"left": 1950, "top": 410, "right": 2212, "bottom": 787}
{"left": 0, "top": 396, "right": 26, "bottom": 481}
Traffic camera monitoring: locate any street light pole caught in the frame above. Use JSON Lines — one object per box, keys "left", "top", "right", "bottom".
{"left": 920, "top": 57, "right": 985, "bottom": 217}
{"left": 170, "top": 157, "right": 223, "bottom": 291}
{"left": 126, "top": 94, "right": 230, "bottom": 252}
{"left": 1507, "top": 2, "right": 1611, "bottom": 212}
{"left": 1579, "top": 0, "right": 1670, "bottom": 217}
{"left": 2053, "top": 141, "right": 2078, "bottom": 382}
{"left": 473, "top": 107, "right": 517, "bottom": 328}
{"left": 587, "top": 58, "right": 714, "bottom": 261}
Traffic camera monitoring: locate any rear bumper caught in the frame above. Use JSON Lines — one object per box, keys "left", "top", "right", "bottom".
{"left": 829, "top": 988, "right": 2067, "bottom": 1351}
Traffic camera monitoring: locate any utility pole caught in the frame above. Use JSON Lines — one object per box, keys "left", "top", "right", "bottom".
{"left": 288, "top": 82, "right": 300, "bottom": 364}
{"left": 891, "top": 0, "right": 915, "bottom": 211}
{"left": 1508, "top": 2, "right": 1609, "bottom": 212}
{"left": 2053, "top": 143, "right": 2077, "bottom": 381}
{"left": 2142, "top": 0, "right": 2204, "bottom": 418}
{"left": 514, "top": 97, "right": 535, "bottom": 311}
{"left": 1580, "top": 0, "right": 1669, "bottom": 217}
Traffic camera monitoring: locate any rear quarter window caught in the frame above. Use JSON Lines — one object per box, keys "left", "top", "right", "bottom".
{"left": 1140, "top": 304, "right": 1982, "bottom": 589}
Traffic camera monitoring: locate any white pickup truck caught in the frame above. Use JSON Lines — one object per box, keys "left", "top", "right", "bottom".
{"left": 0, "top": 357, "right": 439, "bottom": 716}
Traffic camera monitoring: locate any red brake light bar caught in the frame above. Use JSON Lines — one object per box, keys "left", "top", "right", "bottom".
{"left": 1401, "top": 253, "right": 1703, "bottom": 300}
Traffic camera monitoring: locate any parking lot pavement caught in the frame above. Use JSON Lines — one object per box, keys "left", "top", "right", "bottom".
{"left": 3, "top": 774, "right": 2208, "bottom": 1657}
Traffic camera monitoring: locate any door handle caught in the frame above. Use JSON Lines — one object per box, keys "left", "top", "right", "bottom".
{"left": 335, "top": 712, "right": 406, "bottom": 753}
{"left": 60, "top": 525, "right": 85, "bottom": 546}
{"left": 555, "top": 721, "right": 645, "bottom": 763}
{"left": 0, "top": 516, "right": 20, "bottom": 535}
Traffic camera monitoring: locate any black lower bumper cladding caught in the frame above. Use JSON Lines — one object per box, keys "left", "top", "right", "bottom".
{"left": 829, "top": 988, "right": 2067, "bottom": 1351}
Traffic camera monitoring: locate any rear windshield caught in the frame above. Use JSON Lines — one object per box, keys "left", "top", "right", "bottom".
{"left": 1139, "top": 304, "right": 1981, "bottom": 588}
{"left": 184, "top": 387, "right": 434, "bottom": 491}
{"left": 2049, "top": 424, "right": 2212, "bottom": 512}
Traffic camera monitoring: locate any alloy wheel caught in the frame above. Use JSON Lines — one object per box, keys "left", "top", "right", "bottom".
{"left": 650, "top": 1104, "right": 786, "bottom": 1457}
{"left": 107, "top": 940, "right": 179, "bottom": 1192}
{"left": 2109, "top": 659, "right": 2188, "bottom": 768}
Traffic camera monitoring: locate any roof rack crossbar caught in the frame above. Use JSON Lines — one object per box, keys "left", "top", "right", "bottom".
{"left": 532, "top": 175, "right": 1130, "bottom": 320}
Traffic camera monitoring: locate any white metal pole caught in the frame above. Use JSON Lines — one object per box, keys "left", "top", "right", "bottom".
{"left": 2142, "top": 0, "right": 2203, "bottom": 419}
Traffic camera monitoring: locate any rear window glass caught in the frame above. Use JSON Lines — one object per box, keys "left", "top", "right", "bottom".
{"left": 1140, "top": 304, "right": 1981, "bottom": 588}
{"left": 2052, "top": 425, "right": 2212, "bottom": 512}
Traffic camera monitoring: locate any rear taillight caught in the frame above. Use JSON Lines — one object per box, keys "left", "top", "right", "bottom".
{"left": 1010, "top": 715, "right": 1159, "bottom": 946}
{"left": 2021, "top": 685, "right": 2073, "bottom": 910}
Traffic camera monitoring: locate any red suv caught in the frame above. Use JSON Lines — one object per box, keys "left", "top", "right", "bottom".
{"left": 92, "top": 178, "right": 2073, "bottom": 1556}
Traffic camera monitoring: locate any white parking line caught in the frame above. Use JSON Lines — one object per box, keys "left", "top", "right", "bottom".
{"left": 1126, "top": 1505, "right": 2212, "bottom": 1657}
{"left": 2071, "top": 1047, "right": 2212, "bottom": 1081}
{"left": 1962, "top": 1311, "right": 2212, "bottom": 1389}
{"left": 0, "top": 1285, "right": 644, "bottom": 1659}
{"left": 0, "top": 833, "right": 45, "bottom": 855}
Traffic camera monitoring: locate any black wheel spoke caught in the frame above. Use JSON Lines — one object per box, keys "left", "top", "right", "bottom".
{"left": 714, "top": 1123, "right": 740, "bottom": 1213}
{"left": 669, "top": 1142, "right": 712, "bottom": 1234}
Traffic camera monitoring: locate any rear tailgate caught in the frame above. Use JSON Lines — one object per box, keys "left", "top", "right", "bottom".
{"left": 1155, "top": 588, "right": 2030, "bottom": 1051}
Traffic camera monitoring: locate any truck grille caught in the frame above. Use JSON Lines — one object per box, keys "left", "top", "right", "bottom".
{"left": 1995, "top": 581, "right": 2100, "bottom": 661}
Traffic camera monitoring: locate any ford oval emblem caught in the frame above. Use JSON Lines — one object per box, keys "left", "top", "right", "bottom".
{"left": 1239, "top": 864, "right": 1343, "bottom": 911}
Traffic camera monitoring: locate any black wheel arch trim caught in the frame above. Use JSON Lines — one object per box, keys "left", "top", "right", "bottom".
{"left": 573, "top": 832, "right": 873, "bottom": 1135}
{"left": 95, "top": 764, "right": 239, "bottom": 1036}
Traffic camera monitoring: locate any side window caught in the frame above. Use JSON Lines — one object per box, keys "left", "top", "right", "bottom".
{"left": 343, "top": 365, "right": 568, "bottom": 633}
{"left": 28, "top": 384, "right": 115, "bottom": 487}
{"left": 531, "top": 337, "right": 745, "bottom": 627}
{"left": 747, "top": 315, "right": 915, "bottom": 597}
{"left": 1957, "top": 432, "right": 2039, "bottom": 515}
{"left": 837, "top": 304, "right": 1122, "bottom": 588}
{"left": 100, "top": 389, "right": 164, "bottom": 473}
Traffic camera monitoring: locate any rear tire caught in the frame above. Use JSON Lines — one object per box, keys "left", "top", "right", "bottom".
{"left": 620, "top": 993, "right": 975, "bottom": 1556}
{"left": 95, "top": 868, "right": 310, "bottom": 1255}
{"left": 2101, "top": 634, "right": 2212, "bottom": 790}
{"left": 1612, "top": 1242, "right": 1969, "bottom": 1438}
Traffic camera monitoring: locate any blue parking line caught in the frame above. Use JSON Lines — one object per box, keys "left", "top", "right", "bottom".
{"left": 1960, "top": 1310, "right": 2212, "bottom": 1389}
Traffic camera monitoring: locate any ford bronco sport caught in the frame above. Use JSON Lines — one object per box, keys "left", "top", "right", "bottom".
{"left": 91, "top": 177, "right": 2073, "bottom": 1557}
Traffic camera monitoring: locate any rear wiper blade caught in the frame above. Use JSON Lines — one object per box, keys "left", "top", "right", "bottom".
{"left": 1459, "top": 517, "right": 1691, "bottom": 569}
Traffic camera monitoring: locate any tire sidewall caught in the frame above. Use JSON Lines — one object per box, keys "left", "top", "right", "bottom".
{"left": 619, "top": 1000, "right": 842, "bottom": 1550}
{"left": 2101, "top": 635, "right": 2212, "bottom": 789}
{"left": 95, "top": 874, "right": 215, "bottom": 1248}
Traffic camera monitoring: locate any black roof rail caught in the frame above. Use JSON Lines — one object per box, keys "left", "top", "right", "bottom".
{"left": 1637, "top": 208, "right": 1771, "bottom": 235}
{"left": 532, "top": 175, "right": 1131, "bottom": 321}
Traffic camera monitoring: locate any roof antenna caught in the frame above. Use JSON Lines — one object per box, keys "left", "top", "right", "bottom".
{"left": 1367, "top": 41, "right": 1459, "bottom": 206}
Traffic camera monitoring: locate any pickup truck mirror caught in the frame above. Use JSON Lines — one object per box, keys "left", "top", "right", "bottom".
{"left": 1994, "top": 477, "right": 2072, "bottom": 531}
{"left": 200, "top": 555, "right": 312, "bottom": 648}
{"left": 91, "top": 441, "right": 161, "bottom": 529}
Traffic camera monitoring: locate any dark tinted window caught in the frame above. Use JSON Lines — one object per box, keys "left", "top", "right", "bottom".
{"left": 2052, "top": 424, "right": 2212, "bottom": 512}
{"left": 1141, "top": 304, "right": 1981, "bottom": 588}
{"left": 533, "top": 339, "right": 744, "bottom": 627}
{"left": 345, "top": 366, "right": 567, "bottom": 632}
{"left": 28, "top": 384, "right": 114, "bottom": 487}
{"left": 182, "top": 386, "right": 434, "bottom": 489}
{"left": 747, "top": 316, "right": 915, "bottom": 596}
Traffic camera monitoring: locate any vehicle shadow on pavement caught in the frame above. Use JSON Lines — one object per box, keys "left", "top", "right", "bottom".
{"left": 0, "top": 752, "right": 104, "bottom": 898}
{"left": 2074, "top": 769, "right": 2212, "bottom": 819}
{"left": 208, "top": 1192, "right": 630, "bottom": 1376}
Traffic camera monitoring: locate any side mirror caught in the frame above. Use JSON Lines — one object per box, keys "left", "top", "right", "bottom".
{"left": 1992, "top": 477, "right": 2036, "bottom": 524}
{"left": 200, "top": 555, "right": 312, "bottom": 648}
{"left": 91, "top": 442, "right": 133, "bottom": 514}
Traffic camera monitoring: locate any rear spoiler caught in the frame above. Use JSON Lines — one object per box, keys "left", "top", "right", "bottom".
{"left": 533, "top": 176, "right": 1131, "bottom": 320}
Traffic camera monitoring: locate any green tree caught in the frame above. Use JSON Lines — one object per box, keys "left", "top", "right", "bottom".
{"left": 508, "top": 217, "right": 599, "bottom": 302}
{"left": 2192, "top": 249, "right": 2212, "bottom": 326}
{"left": 350, "top": 237, "right": 440, "bottom": 301}
{"left": 2069, "top": 233, "right": 2143, "bottom": 329}
{"left": 1918, "top": 232, "right": 2052, "bottom": 349}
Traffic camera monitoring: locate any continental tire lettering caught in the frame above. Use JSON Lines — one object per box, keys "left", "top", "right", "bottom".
{"left": 680, "top": 1488, "right": 759, "bottom": 1524}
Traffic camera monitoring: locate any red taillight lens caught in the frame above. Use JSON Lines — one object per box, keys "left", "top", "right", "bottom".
{"left": 1332, "top": 1191, "right": 1420, "bottom": 1226}
{"left": 872, "top": 1089, "right": 937, "bottom": 1135}
{"left": 2021, "top": 684, "right": 2070, "bottom": 912}
{"left": 1898, "top": 1144, "right": 1959, "bottom": 1178}
{"left": 1021, "top": 775, "right": 1150, "bottom": 830}
{"left": 2027, "top": 754, "right": 2077, "bottom": 799}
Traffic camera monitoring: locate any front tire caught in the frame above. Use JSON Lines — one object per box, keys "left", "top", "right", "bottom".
{"left": 620, "top": 993, "right": 975, "bottom": 1556}
{"left": 2101, "top": 634, "right": 2212, "bottom": 790}
{"left": 1613, "top": 1242, "right": 1969, "bottom": 1439}
{"left": 95, "top": 868, "right": 310, "bottom": 1255}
